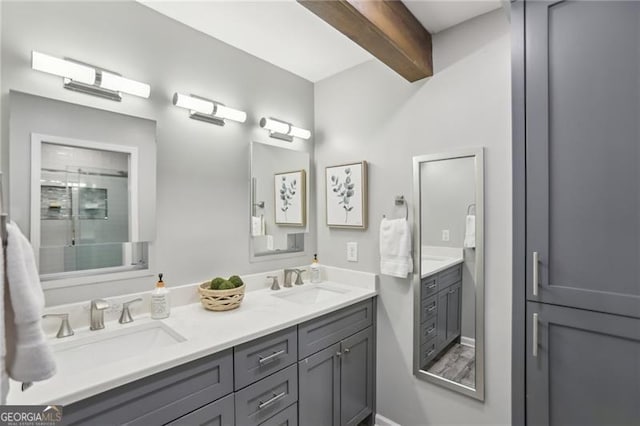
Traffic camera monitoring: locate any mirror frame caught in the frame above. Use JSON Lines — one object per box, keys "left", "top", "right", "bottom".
{"left": 30, "top": 132, "right": 146, "bottom": 287}
{"left": 412, "top": 147, "right": 485, "bottom": 401}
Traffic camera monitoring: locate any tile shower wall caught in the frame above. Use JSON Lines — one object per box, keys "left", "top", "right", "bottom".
{"left": 1, "top": 1, "right": 314, "bottom": 304}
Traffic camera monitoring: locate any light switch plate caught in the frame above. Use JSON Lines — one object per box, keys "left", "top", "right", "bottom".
{"left": 347, "top": 242, "right": 358, "bottom": 262}
{"left": 441, "top": 230, "right": 450, "bottom": 241}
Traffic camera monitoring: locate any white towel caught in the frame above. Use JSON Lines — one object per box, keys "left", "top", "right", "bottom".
{"left": 251, "top": 216, "right": 264, "bottom": 237}
{"left": 379, "top": 217, "right": 413, "bottom": 278}
{"left": 464, "top": 215, "right": 476, "bottom": 248}
{"left": 2, "top": 222, "right": 56, "bottom": 403}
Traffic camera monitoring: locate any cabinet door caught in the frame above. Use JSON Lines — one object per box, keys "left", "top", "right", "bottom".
{"left": 298, "top": 343, "right": 340, "bottom": 426}
{"left": 525, "top": 0, "right": 640, "bottom": 318}
{"left": 340, "top": 327, "right": 373, "bottom": 426}
{"left": 526, "top": 302, "right": 640, "bottom": 425}
{"left": 445, "top": 283, "right": 461, "bottom": 343}
{"left": 436, "top": 291, "right": 448, "bottom": 350}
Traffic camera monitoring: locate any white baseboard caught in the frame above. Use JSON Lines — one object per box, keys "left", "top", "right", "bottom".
{"left": 461, "top": 336, "right": 476, "bottom": 348}
{"left": 375, "top": 413, "right": 401, "bottom": 426}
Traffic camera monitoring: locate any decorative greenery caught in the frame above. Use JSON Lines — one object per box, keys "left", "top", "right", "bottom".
{"left": 210, "top": 275, "right": 243, "bottom": 290}
{"left": 330, "top": 167, "right": 355, "bottom": 222}
{"left": 217, "top": 280, "right": 236, "bottom": 290}
{"left": 279, "top": 176, "right": 297, "bottom": 221}
{"left": 210, "top": 277, "right": 226, "bottom": 290}
{"left": 228, "top": 275, "right": 244, "bottom": 288}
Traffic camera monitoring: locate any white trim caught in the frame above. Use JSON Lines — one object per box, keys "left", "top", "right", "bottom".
{"left": 30, "top": 132, "right": 141, "bottom": 289}
{"left": 375, "top": 414, "right": 401, "bottom": 426}
{"left": 461, "top": 336, "right": 476, "bottom": 348}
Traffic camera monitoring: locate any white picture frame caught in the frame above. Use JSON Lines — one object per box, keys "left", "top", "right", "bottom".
{"left": 274, "top": 169, "right": 306, "bottom": 226}
{"left": 325, "top": 161, "right": 368, "bottom": 229}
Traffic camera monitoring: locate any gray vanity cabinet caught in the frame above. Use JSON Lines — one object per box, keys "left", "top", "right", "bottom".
{"left": 419, "top": 265, "right": 462, "bottom": 368}
{"left": 167, "top": 394, "right": 235, "bottom": 426}
{"left": 298, "top": 299, "right": 375, "bottom": 426}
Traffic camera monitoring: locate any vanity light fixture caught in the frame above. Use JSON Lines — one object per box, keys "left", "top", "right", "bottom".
{"left": 31, "top": 51, "right": 151, "bottom": 101}
{"left": 259, "top": 117, "right": 311, "bottom": 142}
{"left": 172, "top": 93, "right": 247, "bottom": 126}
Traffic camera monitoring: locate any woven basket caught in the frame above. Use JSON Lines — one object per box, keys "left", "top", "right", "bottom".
{"left": 198, "top": 282, "right": 245, "bottom": 311}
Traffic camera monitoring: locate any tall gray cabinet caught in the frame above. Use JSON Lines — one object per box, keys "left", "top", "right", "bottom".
{"left": 513, "top": 1, "right": 640, "bottom": 424}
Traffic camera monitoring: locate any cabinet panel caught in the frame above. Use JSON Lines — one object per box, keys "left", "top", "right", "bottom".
{"left": 438, "top": 264, "right": 461, "bottom": 290}
{"left": 64, "top": 349, "right": 233, "bottom": 426}
{"left": 234, "top": 327, "right": 297, "bottom": 390}
{"left": 167, "top": 393, "right": 234, "bottom": 426}
{"left": 298, "top": 299, "right": 373, "bottom": 359}
{"left": 235, "top": 364, "right": 298, "bottom": 426}
{"left": 525, "top": 0, "right": 640, "bottom": 318}
{"left": 260, "top": 403, "right": 297, "bottom": 426}
{"left": 436, "top": 291, "right": 447, "bottom": 350}
{"left": 526, "top": 302, "right": 640, "bottom": 425}
{"left": 419, "top": 316, "right": 437, "bottom": 345}
{"left": 340, "top": 327, "right": 373, "bottom": 426}
{"left": 421, "top": 275, "right": 437, "bottom": 299}
{"left": 298, "top": 343, "right": 340, "bottom": 426}
{"left": 420, "top": 295, "right": 438, "bottom": 322}
{"left": 445, "top": 282, "right": 461, "bottom": 343}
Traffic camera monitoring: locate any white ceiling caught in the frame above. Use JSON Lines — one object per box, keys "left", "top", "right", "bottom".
{"left": 141, "top": 0, "right": 501, "bottom": 83}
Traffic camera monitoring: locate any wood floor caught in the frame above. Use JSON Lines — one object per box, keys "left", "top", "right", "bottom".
{"left": 427, "top": 343, "right": 475, "bottom": 388}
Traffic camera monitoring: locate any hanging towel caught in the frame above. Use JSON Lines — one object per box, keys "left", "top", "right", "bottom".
{"left": 379, "top": 217, "right": 413, "bottom": 278}
{"left": 2, "top": 222, "right": 56, "bottom": 403}
{"left": 464, "top": 215, "right": 476, "bottom": 248}
{"left": 251, "top": 216, "right": 264, "bottom": 237}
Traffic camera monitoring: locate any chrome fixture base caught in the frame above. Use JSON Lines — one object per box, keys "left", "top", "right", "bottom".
{"left": 64, "top": 78, "right": 122, "bottom": 102}
{"left": 90, "top": 299, "right": 109, "bottom": 330}
{"left": 119, "top": 297, "right": 143, "bottom": 324}
{"left": 189, "top": 111, "right": 225, "bottom": 126}
{"left": 268, "top": 131, "right": 294, "bottom": 142}
{"left": 42, "top": 313, "right": 74, "bottom": 338}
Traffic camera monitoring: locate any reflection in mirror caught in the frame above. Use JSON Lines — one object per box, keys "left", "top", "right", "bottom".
{"left": 413, "top": 148, "right": 484, "bottom": 401}
{"left": 31, "top": 135, "right": 149, "bottom": 280}
{"left": 250, "top": 141, "right": 309, "bottom": 259}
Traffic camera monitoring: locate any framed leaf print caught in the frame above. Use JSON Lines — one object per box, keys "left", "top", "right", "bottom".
{"left": 326, "top": 161, "right": 368, "bottom": 229}
{"left": 274, "top": 170, "right": 306, "bottom": 226}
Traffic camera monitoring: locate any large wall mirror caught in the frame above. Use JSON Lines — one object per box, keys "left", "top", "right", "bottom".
{"left": 250, "top": 141, "right": 309, "bottom": 260}
{"left": 412, "top": 148, "right": 485, "bottom": 401}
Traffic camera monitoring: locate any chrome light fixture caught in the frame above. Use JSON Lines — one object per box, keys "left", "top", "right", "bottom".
{"left": 259, "top": 117, "right": 311, "bottom": 142}
{"left": 172, "top": 93, "right": 247, "bottom": 126}
{"left": 31, "top": 51, "right": 150, "bottom": 101}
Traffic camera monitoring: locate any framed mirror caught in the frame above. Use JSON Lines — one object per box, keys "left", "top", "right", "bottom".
{"left": 412, "top": 148, "right": 485, "bottom": 401}
{"left": 31, "top": 133, "right": 149, "bottom": 283}
{"left": 250, "top": 141, "right": 310, "bottom": 260}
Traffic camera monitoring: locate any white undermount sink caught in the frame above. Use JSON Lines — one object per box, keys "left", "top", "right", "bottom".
{"left": 272, "top": 285, "right": 349, "bottom": 305}
{"left": 51, "top": 321, "right": 186, "bottom": 374}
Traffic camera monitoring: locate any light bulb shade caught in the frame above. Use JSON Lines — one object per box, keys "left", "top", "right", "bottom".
{"left": 289, "top": 126, "right": 311, "bottom": 140}
{"left": 260, "top": 117, "right": 290, "bottom": 135}
{"left": 101, "top": 72, "right": 150, "bottom": 98}
{"left": 172, "top": 93, "right": 214, "bottom": 115}
{"left": 214, "top": 104, "right": 247, "bottom": 123}
{"left": 32, "top": 51, "right": 96, "bottom": 85}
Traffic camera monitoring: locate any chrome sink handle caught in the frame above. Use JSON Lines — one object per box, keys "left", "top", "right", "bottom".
{"left": 267, "top": 275, "right": 280, "bottom": 291}
{"left": 90, "top": 299, "right": 109, "bottom": 331}
{"left": 119, "top": 298, "right": 143, "bottom": 324}
{"left": 293, "top": 269, "right": 305, "bottom": 285}
{"left": 42, "top": 313, "right": 74, "bottom": 338}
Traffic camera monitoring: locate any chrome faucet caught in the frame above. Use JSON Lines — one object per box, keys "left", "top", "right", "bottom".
{"left": 119, "top": 298, "right": 142, "bottom": 324}
{"left": 284, "top": 269, "right": 305, "bottom": 287}
{"left": 42, "top": 313, "right": 74, "bottom": 338}
{"left": 267, "top": 275, "right": 281, "bottom": 291}
{"left": 90, "top": 299, "right": 109, "bottom": 330}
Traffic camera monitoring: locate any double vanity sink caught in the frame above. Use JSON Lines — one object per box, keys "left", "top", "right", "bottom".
{"left": 9, "top": 270, "right": 377, "bottom": 407}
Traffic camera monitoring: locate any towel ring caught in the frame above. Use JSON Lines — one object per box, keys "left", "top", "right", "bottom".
{"left": 383, "top": 195, "right": 408, "bottom": 220}
{"left": 467, "top": 203, "right": 476, "bottom": 215}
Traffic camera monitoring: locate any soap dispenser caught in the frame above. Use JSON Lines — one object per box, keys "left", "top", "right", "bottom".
{"left": 151, "top": 273, "right": 170, "bottom": 319}
{"left": 310, "top": 254, "right": 322, "bottom": 283}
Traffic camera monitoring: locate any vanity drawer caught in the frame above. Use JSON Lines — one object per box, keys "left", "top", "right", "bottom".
{"left": 235, "top": 327, "right": 297, "bottom": 390}
{"left": 235, "top": 364, "right": 298, "bottom": 426}
{"left": 420, "top": 295, "right": 438, "bottom": 322}
{"left": 260, "top": 403, "right": 298, "bottom": 426}
{"left": 421, "top": 276, "right": 438, "bottom": 299}
{"left": 64, "top": 349, "right": 234, "bottom": 426}
{"left": 420, "top": 340, "right": 438, "bottom": 368}
{"left": 166, "top": 393, "right": 235, "bottom": 426}
{"left": 438, "top": 264, "right": 462, "bottom": 290}
{"left": 298, "top": 299, "right": 373, "bottom": 359}
{"left": 420, "top": 316, "right": 437, "bottom": 344}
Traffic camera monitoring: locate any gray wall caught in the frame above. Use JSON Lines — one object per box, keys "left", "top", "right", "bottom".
{"left": 314, "top": 10, "right": 511, "bottom": 425}
{"left": 1, "top": 1, "right": 315, "bottom": 305}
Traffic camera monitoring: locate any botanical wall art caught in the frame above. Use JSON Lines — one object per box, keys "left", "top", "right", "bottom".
{"left": 325, "top": 161, "right": 368, "bottom": 229}
{"left": 274, "top": 170, "right": 306, "bottom": 226}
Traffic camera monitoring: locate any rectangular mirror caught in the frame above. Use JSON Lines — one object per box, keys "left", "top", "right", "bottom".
{"left": 413, "top": 148, "right": 485, "bottom": 401}
{"left": 31, "top": 134, "right": 149, "bottom": 280}
{"left": 250, "top": 141, "right": 309, "bottom": 259}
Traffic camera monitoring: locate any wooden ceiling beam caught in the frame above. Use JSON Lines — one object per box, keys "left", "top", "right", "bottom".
{"left": 298, "top": 0, "right": 433, "bottom": 82}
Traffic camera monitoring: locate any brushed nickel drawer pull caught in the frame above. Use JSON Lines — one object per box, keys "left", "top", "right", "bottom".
{"left": 426, "top": 349, "right": 435, "bottom": 357}
{"left": 427, "top": 305, "right": 436, "bottom": 312}
{"left": 258, "top": 349, "right": 286, "bottom": 365}
{"left": 427, "top": 283, "right": 437, "bottom": 289}
{"left": 427, "top": 327, "right": 435, "bottom": 334}
{"left": 344, "top": 348, "right": 350, "bottom": 354}
{"left": 258, "top": 391, "right": 286, "bottom": 409}
{"left": 533, "top": 313, "right": 539, "bottom": 357}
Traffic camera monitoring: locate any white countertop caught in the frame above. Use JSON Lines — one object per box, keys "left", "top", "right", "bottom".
{"left": 8, "top": 267, "right": 377, "bottom": 406}
{"left": 420, "top": 246, "right": 464, "bottom": 278}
